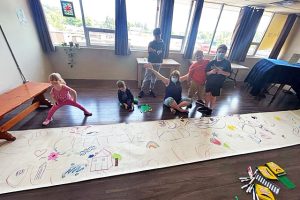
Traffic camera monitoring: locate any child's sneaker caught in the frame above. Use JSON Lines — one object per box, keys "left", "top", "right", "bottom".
{"left": 42, "top": 118, "right": 53, "bottom": 126}
{"left": 138, "top": 91, "right": 145, "bottom": 98}
{"left": 196, "top": 99, "right": 205, "bottom": 106}
{"left": 149, "top": 90, "right": 156, "bottom": 98}
{"left": 197, "top": 106, "right": 212, "bottom": 116}
{"left": 84, "top": 112, "right": 92, "bottom": 116}
{"left": 186, "top": 103, "right": 192, "bottom": 109}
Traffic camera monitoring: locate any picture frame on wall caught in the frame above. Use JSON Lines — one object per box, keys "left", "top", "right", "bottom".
{"left": 60, "top": 1, "right": 75, "bottom": 17}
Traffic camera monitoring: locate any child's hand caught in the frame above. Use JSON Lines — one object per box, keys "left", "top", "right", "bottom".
{"left": 209, "top": 69, "right": 217, "bottom": 75}
{"left": 123, "top": 103, "right": 128, "bottom": 109}
{"left": 144, "top": 63, "right": 153, "bottom": 70}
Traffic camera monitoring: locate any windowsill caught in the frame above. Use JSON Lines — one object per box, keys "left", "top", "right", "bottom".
{"left": 53, "top": 45, "right": 269, "bottom": 61}
{"left": 54, "top": 45, "right": 115, "bottom": 51}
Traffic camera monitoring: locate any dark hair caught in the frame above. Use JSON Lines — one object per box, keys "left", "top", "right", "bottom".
{"left": 217, "top": 44, "right": 228, "bottom": 52}
{"left": 116, "top": 80, "right": 125, "bottom": 88}
{"left": 153, "top": 28, "right": 161, "bottom": 36}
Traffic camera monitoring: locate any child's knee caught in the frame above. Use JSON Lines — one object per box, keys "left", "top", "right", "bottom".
{"left": 164, "top": 97, "right": 175, "bottom": 107}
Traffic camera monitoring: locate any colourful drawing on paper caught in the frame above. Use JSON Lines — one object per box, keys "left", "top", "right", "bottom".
{"left": 210, "top": 137, "right": 221, "bottom": 145}
{"left": 227, "top": 125, "right": 237, "bottom": 131}
{"left": 146, "top": 141, "right": 159, "bottom": 149}
{"left": 112, "top": 153, "right": 122, "bottom": 166}
{"left": 274, "top": 116, "right": 281, "bottom": 121}
{"left": 0, "top": 110, "right": 300, "bottom": 194}
{"left": 62, "top": 163, "right": 86, "bottom": 178}
{"left": 48, "top": 152, "right": 59, "bottom": 161}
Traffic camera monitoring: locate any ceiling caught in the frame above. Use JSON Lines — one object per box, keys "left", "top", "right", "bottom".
{"left": 206, "top": 0, "right": 300, "bottom": 13}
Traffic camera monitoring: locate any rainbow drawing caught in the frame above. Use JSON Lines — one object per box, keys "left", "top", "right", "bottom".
{"left": 146, "top": 141, "right": 160, "bottom": 149}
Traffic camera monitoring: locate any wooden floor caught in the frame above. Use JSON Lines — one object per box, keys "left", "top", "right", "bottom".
{"left": 1, "top": 80, "right": 300, "bottom": 200}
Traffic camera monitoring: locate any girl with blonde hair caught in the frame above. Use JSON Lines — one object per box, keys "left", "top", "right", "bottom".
{"left": 42, "top": 73, "right": 92, "bottom": 125}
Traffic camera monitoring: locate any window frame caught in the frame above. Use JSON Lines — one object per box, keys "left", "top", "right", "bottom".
{"left": 79, "top": 0, "right": 116, "bottom": 48}
{"left": 42, "top": 0, "right": 275, "bottom": 58}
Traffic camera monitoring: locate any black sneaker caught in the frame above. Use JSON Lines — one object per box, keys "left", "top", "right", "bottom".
{"left": 186, "top": 103, "right": 192, "bottom": 109}
{"left": 138, "top": 91, "right": 145, "bottom": 98}
{"left": 196, "top": 99, "right": 205, "bottom": 106}
{"left": 197, "top": 106, "right": 212, "bottom": 116}
{"left": 149, "top": 90, "right": 156, "bottom": 98}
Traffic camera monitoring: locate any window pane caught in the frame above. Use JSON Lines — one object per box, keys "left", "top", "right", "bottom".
{"left": 169, "top": 0, "right": 192, "bottom": 51}
{"left": 211, "top": 5, "right": 240, "bottom": 55}
{"left": 127, "top": 0, "right": 157, "bottom": 49}
{"left": 252, "top": 12, "right": 273, "bottom": 43}
{"left": 247, "top": 44, "right": 258, "bottom": 56}
{"left": 194, "top": 3, "right": 222, "bottom": 54}
{"left": 41, "top": 0, "right": 86, "bottom": 46}
{"left": 89, "top": 32, "right": 114, "bottom": 46}
{"left": 256, "top": 14, "right": 287, "bottom": 57}
{"left": 169, "top": 38, "right": 183, "bottom": 51}
{"left": 82, "top": 0, "right": 115, "bottom": 29}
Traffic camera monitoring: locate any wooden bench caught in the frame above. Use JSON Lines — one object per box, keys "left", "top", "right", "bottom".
{"left": 0, "top": 82, "right": 52, "bottom": 141}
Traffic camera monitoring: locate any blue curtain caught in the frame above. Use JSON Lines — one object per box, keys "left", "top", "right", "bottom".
{"left": 228, "top": 6, "right": 264, "bottom": 62}
{"left": 115, "top": 0, "right": 130, "bottom": 55}
{"left": 269, "top": 14, "right": 297, "bottom": 59}
{"left": 159, "top": 0, "right": 174, "bottom": 58}
{"left": 28, "top": 0, "right": 55, "bottom": 53}
{"left": 183, "top": 0, "right": 204, "bottom": 59}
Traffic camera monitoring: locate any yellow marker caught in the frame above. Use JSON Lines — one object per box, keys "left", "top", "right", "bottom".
{"left": 258, "top": 166, "right": 277, "bottom": 180}
{"left": 227, "top": 125, "right": 236, "bottom": 131}
{"left": 266, "top": 162, "right": 286, "bottom": 176}
{"left": 255, "top": 184, "right": 275, "bottom": 200}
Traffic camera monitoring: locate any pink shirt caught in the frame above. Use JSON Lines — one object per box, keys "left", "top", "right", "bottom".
{"left": 50, "top": 85, "right": 72, "bottom": 103}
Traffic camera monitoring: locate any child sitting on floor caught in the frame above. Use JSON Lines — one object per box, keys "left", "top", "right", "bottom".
{"left": 188, "top": 50, "right": 209, "bottom": 105}
{"left": 117, "top": 80, "right": 134, "bottom": 112}
{"left": 42, "top": 73, "right": 92, "bottom": 126}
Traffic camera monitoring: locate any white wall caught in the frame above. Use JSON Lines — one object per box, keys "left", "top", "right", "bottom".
{"left": 0, "top": 0, "right": 53, "bottom": 93}
{"left": 49, "top": 46, "right": 260, "bottom": 82}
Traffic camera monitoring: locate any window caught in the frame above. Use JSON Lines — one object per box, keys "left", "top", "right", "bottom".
{"left": 247, "top": 12, "right": 273, "bottom": 56}
{"left": 210, "top": 5, "right": 240, "bottom": 55}
{"left": 81, "top": 0, "right": 115, "bottom": 46}
{"left": 169, "top": 0, "right": 194, "bottom": 52}
{"left": 194, "top": 3, "right": 222, "bottom": 55}
{"left": 255, "top": 13, "right": 287, "bottom": 57}
{"left": 126, "top": 0, "right": 159, "bottom": 49}
{"left": 41, "top": 0, "right": 86, "bottom": 46}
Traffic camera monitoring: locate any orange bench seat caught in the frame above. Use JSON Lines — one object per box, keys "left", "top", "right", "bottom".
{"left": 0, "top": 82, "right": 52, "bottom": 141}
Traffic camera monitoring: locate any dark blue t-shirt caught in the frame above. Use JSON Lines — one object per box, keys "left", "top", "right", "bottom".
{"left": 164, "top": 81, "right": 182, "bottom": 104}
{"left": 205, "top": 59, "right": 231, "bottom": 83}
{"left": 148, "top": 39, "right": 165, "bottom": 63}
